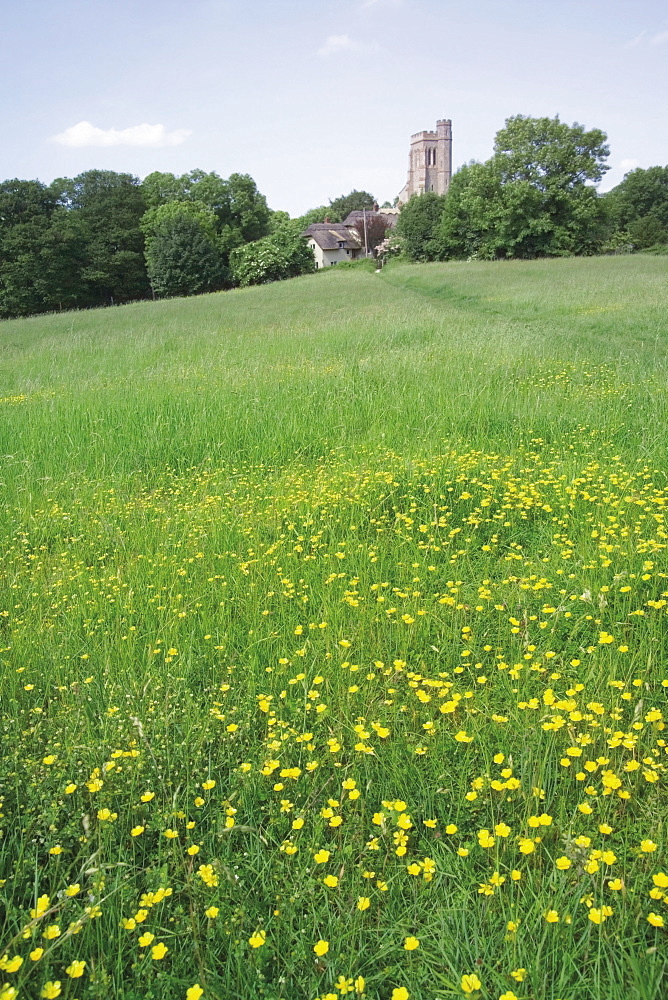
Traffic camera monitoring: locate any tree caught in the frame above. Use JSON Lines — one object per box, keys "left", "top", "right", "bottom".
{"left": 396, "top": 192, "right": 447, "bottom": 261}
{"left": 140, "top": 169, "right": 272, "bottom": 264}
{"left": 0, "top": 179, "right": 86, "bottom": 318}
{"left": 52, "top": 170, "right": 150, "bottom": 304}
{"left": 352, "top": 212, "right": 393, "bottom": 257}
{"left": 144, "top": 208, "right": 229, "bottom": 298}
{"left": 604, "top": 166, "right": 668, "bottom": 248}
{"left": 328, "top": 190, "right": 376, "bottom": 220}
{"left": 438, "top": 115, "right": 610, "bottom": 259}
{"left": 293, "top": 206, "right": 338, "bottom": 229}
{"left": 230, "top": 222, "right": 315, "bottom": 287}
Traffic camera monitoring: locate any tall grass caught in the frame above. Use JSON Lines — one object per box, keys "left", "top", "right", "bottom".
{"left": 1, "top": 255, "right": 668, "bottom": 1000}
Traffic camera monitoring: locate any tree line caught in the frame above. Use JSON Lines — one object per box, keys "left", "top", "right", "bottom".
{"left": 394, "top": 115, "right": 668, "bottom": 263}
{"left": 2, "top": 115, "right": 666, "bottom": 319}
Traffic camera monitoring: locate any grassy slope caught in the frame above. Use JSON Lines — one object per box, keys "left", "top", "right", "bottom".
{"left": 1, "top": 256, "right": 668, "bottom": 1000}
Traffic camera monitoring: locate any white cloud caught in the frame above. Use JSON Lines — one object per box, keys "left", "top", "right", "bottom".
{"left": 317, "top": 34, "right": 379, "bottom": 56}
{"left": 620, "top": 158, "right": 640, "bottom": 173}
{"left": 50, "top": 121, "right": 191, "bottom": 148}
{"left": 650, "top": 29, "right": 668, "bottom": 45}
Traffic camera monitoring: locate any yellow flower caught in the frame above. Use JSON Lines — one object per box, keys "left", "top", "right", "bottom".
{"left": 555, "top": 856, "right": 572, "bottom": 870}
{"left": 1, "top": 958, "right": 22, "bottom": 973}
{"left": 164, "top": 828, "right": 179, "bottom": 839}
{"left": 64, "top": 783, "right": 77, "bottom": 794}
{"left": 205, "top": 906, "right": 219, "bottom": 918}
{"left": 354, "top": 976, "right": 365, "bottom": 993}
{"left": 510, "top": 968, "right": 526, "bottom": 982}
{"left": 404, "top": 936, "right": 420, "bottom": 950}
{"left": 131, "top": 826, "right": 145, "bottom": 837}
{"left": 65, "top": 960, "right": 86, "bottom": 978}
{"left": 186, "top": 844, "right": 200, "bottom": 855}
{"left": 357, "top": 896, "right": 371, "bottom": 911}
{"left": 640, "top": 839, "right": 658, "bottom": 853}
{"left": 494, "top": 822, "right": 511, "bottom": 837}
{"left": 138, "top": 932, "right": 155, "bottom": 947}
{"left": 248, "top": 930, "right": 266, "bottom": 948}
{"left": 30, "top": 894, "right": 50, "bottom": 919}
{"left": 445, "top": 823, "right": 458, "bottom": 834}
{"left": 461, "top": 973, "right": 482, "bottom": 993}
{"left": 392, "top": 990, "right": 409, "bottom": 1000}
{"left": 477, "top": 829, "right": 495, "bottom": 849}
{"left": 151, "top": 942, "right": 168, "bottom": 960}
{"left": 42, "top": 924, "right": 60, "bottom": 940}
{"left": 40, "top": 984, "right": 62, "bottom": 999}
{"left": 202, "top": 779, "right": 216, "bottom": 790}
{"left": 314, "top": 849, "right": 331, "bottom": 864}
{"left": 588, "top": 907, "right": 612, "bottom": 925}
{"left": 48, "top": 845, "right": 62, "bottom": 856}
{"left": 500, "top": 992, "right": 519, "bottom": 1000}
{"left": 186, "top": 987, "right": 204, "bottom": 1000}
{"left": 64, "top": 883, "right": 80, "bottom": 897}
{"left": 30, "top": 948, "right": 44, "bottom": 961}
{"left": 313, "top": 939, "right": 329, "bottom": 956}
{"left": 140, "top": 791, "right": 155, "bottom": 802}
{"left": 544, "top": 910, "right": 559, "bottom": 923}
{"left": 648, "top": 912, "right": 665, "bottom": 928}
{"left": 323, "top": 875, "right": 339, "bottom": 887}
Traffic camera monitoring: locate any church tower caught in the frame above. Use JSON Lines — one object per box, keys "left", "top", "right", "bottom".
{"left": 398, "top": 118, "right": 452, "bottom": 205}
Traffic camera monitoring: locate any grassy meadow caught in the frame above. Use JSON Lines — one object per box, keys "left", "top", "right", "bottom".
{"left": 1, "top": 254, "right": 668, "bottom": 1000}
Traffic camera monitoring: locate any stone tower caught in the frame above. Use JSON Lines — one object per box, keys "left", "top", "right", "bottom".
{"left": 397, "top": 118, "right": 452, "bottom": 204}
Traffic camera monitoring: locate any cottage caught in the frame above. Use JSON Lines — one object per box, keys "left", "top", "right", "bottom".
{"left": 301, "top": 209, "right": 398, "bottom": 268}
{"left": 300, "top": 222, "right": 363, "bottom": 269}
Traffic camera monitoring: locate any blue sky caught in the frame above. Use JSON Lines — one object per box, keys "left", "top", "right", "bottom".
{"left": 2, "top": 0, "right": 667, "bottom": 215}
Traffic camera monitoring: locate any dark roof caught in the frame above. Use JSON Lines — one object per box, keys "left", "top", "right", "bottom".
{"left": 342, "top": 210, "right": 398, "bottom": 229}
{"left": 301, "top": 223, "right": 362, "bottom": 251}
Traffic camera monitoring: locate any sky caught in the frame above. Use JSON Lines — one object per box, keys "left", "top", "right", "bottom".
{"left": 2, "top": 0, "right": 667, "bottom": 216}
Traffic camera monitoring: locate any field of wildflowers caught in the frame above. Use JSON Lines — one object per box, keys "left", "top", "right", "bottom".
{"left": 1, "top": 255, "right": 668, "bottom": 1000}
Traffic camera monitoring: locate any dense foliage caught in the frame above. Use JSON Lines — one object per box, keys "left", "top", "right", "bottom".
{"left": 604, "top": 166, "right": 668, "bottom": 250}
{"left": 230, "top": 222, "right": 315, "bottom": 286}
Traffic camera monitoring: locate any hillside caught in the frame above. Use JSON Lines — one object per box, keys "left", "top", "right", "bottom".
{"left": 1, "top": 256, "right": 668, "bottom": 1000}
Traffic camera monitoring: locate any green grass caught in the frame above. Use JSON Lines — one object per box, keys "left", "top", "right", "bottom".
{"left": 1, "top": 255, "right": 668, "bottom": 1000}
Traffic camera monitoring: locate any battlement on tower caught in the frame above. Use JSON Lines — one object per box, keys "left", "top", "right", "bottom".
{"left": 411, "top": 130, "right": 438, "bottom": 142}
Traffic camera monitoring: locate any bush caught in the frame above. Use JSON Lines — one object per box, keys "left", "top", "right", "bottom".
{"left": 230, "top": 224, "right": 315, "bottom": 287}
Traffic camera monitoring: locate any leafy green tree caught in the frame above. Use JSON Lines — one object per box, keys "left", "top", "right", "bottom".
{"left": 141, "top": 169, "right": 271, "bottom": 264}
{"left": 396, "top": 192, "right": 447, "bottom": 261}
{"left": 628, "top": 214, "right": 667, "bottom": 249}
{"left": 604, "top": 166, "right": 668, "bottom": 248}
{"left": 230, "top": 222, "right": 315, "bottom": 287}
{"left": 144, "top": 208, "right": 229, "bottom": 298}
{"left": 328, "top": 190, "right": 376, "bottom": 220}
{"left": 438, "top": 115, "right": 610, "bottom": 259}
{"left": 140, "top": 171, "right": 188, "bottom": 209}
{"left": 293, "top": 206, "right": 338, "bottom": 229}
{"left": 269, "top": 210, "right": 291, "bottom": 232}
{"left": 52, "top": 170, "right": 150, "bottom": 305}
{"left": 0, "top": 179, "right": 87, "bottom": 318}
